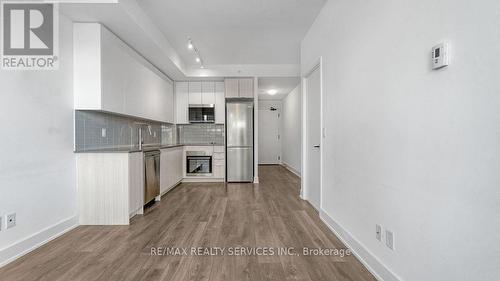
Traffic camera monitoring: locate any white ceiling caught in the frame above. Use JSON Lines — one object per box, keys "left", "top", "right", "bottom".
{"left": 258, "top": 77, "right": 300, "bottom": 100}
{"left": 139, "top": 0, "right": 326, "bottom": 67}
{"left": 61, "top": 1, "right": 187, "bottom": 80}
{"left": 61, "top": 0, "right": 325, "bottom": 78}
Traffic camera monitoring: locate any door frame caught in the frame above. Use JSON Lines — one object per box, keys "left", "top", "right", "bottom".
{"left": 301, "top": 57, "right": 324, "bottom": 211}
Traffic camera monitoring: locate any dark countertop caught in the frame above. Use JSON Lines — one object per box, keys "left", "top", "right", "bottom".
{"left": 181, "top": 143, "right": 225, "bottom": 147}
{"left": 74, "top": 148, "right": 142, "bottom": 153}
{"left": 74, "top": 143, "right": 224, "bottom": 153}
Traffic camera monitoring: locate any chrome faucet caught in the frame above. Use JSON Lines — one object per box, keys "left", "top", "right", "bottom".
{"left": 138, "top": 127, "right": 144, "bottom": 151}
{"left": 135, "top": 122, "right": 152, "bottom": 151}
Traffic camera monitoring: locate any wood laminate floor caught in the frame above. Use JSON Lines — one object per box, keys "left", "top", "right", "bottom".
{"left": 0, "top": 165, "right": 376, "bottom": 281}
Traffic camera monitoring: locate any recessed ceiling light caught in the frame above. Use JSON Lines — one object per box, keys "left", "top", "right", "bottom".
{"left": 200, "top": 65, "right": 205, "bottom": 69}
{"left": 187, "top": 40, "right": 193, "bottom": 50}
{"left": 267, "top": 89, "right": 278, "bottom": 95}
{"left": 196, "top": 57, "right": 201, "bottom": 63}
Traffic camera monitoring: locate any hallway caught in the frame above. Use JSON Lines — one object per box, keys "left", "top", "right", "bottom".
{"left": 0, "top": 166, "right": 375, "bottom": 281}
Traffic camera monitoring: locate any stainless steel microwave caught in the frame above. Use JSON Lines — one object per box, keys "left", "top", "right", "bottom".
{"left": 188, "top": 104, "right": 215, "bottom": 123}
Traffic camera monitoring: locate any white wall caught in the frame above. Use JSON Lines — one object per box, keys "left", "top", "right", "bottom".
{"left": 257, "top": 92, "right": 301, "bottom": 174}
{"left": 0, "top": 15, "right": 77, "bottom": 266}
{"left": 301, "top": 1, "right": 500, "bottom": 280}
{"left": 281, "top": 85, "right": 301, "bottom": 175}
{"left": 258, "top": 100, "right": 282, "bottom": 112}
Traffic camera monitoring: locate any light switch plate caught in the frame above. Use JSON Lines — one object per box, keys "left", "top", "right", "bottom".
{"left": 385, "top": 230, "right": 394, "bottom": 250}
{"left": 376, "top": 224, "right": 382, "bottom": 241}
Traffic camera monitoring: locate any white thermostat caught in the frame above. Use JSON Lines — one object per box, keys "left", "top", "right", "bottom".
{"left": 431, "top": 43, "right": 449, "bottom": 70}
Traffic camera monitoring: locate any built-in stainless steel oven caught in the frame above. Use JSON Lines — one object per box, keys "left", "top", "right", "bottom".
{"left": 188, "top": 104, "right": 215, "bottom": 123}
{"left": 186, "top": 151, "right": 212, "bottom": 176}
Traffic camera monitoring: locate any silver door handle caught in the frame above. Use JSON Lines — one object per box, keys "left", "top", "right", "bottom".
{"left": 313, "top": 145, "right": 320, "bottom": 148}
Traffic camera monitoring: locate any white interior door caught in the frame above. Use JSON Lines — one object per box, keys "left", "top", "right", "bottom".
{"left": 258, "top": 108, "right": 281, "bottom": 164}
{"left": 305, "top": 66, "right": 321, "bottom": 210}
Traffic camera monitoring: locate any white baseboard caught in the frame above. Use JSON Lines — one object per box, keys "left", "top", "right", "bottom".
{"left": 160, "top": 180, "right": 183, "bottom": 197}
{"left": 129, "top": 206, "right": 144, "bottom": 217}
{"left": 182, "top": 178, "right": 224, "bottom": 183}
{"left": 281, "top": 163, "right": 301, "bottom": 178}
{"left": 0, "top": 216, "right": 78, "bottom": 268}
{"left": 319, "top": 210, "right": 401, "bottom": 281}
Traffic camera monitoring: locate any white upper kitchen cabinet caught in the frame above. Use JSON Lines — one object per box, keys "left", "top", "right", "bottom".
{"left": 238, "top": 78, "right": 254, "bottom": 98}
{"left": 188, "top": 82, "right": 202, "bottom": 104}
{"left": 215, "top": 82, "right": 225, "bottom": 124}
{"left": 176, "top": 81, "right": 225, "bottom": 124}
{"left": 175, "top": 82, "right": 189, "bottom": 124}
{"left": 224, "top": 78, "right": 239, "bottom": 98}
{"left": 224, "top": 78, "right": 254, "bottom": 98}
{"left": 74, "top": 23, "right": 174, "bottom": 124}
{"left": 201, "top": 82, "right": 216, "bottom": 104}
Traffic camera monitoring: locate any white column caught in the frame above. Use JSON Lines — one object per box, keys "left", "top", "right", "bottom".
{"left": 253, "top": 76, "right": 259, "bottom": 183}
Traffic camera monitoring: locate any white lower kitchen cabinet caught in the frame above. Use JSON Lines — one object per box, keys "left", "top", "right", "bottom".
{"left": 76, "top": 152, "right": 144, "bottom": 225}
{"left": 160, "top": 146, "right": 183, "bottom": 195}
{"left": 213, "top": 146, "right": 225, "bottom": 180}
{"left": 213, "top": 164, "right": 225, "bottom": 179}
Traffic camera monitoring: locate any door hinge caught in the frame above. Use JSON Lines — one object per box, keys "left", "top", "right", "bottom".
{"left": 278, "top": 156, "right": 281, "bottom": 161}
{"left": 278, "top": 113, "right": 280, "bottom": 118}
{"left": 277, "top": 134, "right": 280, "bottom": 140}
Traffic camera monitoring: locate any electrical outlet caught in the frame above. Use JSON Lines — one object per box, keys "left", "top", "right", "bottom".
{"left": 385, "top": 230, "right": 394, "bottom": 250}
{"left": 6, "top": 213, "right": 16, "bottom": 229}
{"left": 376, "top": 224, "right": 382, "bottom": 241}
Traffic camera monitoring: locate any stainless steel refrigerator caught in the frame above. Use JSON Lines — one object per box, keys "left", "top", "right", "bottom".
{"left": 226, "top": 100, "right": 254, "bottom": 182}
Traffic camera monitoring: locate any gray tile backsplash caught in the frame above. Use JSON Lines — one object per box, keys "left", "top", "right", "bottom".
{"left": 177, "top": 124, "right": 225, "bottom": 145}
{"left": 75, "top": 111, "right": 224, "bottom": 151}
{"left": 75, "top": 111, "right": 175, "bottom": 151}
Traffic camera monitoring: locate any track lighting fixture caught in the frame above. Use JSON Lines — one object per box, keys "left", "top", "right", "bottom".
{"left": 187, "top": 37, "right": 204, "bottom": 68}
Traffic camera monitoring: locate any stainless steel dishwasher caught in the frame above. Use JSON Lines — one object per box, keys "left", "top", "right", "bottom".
{"left": 144, "top": 150, "right": 160, "bottom": 205}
